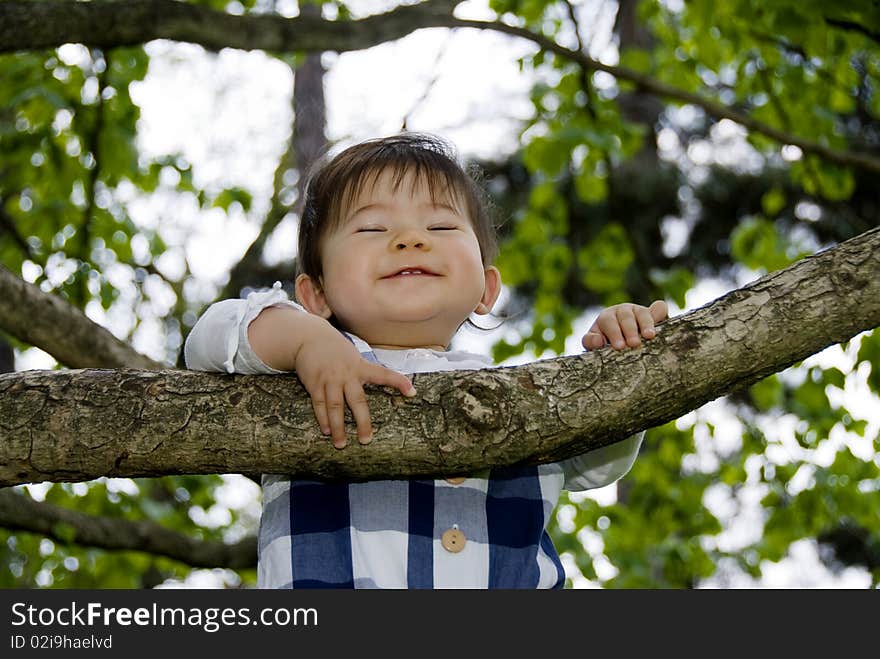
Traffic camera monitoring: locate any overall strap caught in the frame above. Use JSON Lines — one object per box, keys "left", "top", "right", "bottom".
{"left": 342, "top": 331, "right": 380, "bottom": 364}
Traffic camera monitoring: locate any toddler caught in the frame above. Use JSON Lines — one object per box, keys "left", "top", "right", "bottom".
{"left": 185, "top": 133, "right": 667, "bottom": 588}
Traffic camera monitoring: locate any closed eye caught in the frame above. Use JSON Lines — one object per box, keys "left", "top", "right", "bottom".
{"left": 356, "top": 227, "right": 386, "bottom": 233}
{"left": 429, "top": 225, "right": 457, "bottom": 231}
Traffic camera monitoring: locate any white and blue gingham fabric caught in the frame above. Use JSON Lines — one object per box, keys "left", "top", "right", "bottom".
{"left": 185, "top": 285, "right": 643, "bottom": 588}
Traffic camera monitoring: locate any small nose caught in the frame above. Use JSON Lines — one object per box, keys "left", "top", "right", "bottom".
{"left": 393, "top": 229, "right": 430, "bottom": 251}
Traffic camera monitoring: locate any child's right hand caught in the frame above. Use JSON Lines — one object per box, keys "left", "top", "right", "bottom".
{"left": 248, "top": 307, "right": 416, "bottom": 449}
{"left": 294, "top": 322, "right": 417, "bottom": 449}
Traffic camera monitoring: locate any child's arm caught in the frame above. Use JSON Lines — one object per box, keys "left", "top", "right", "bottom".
{"left": 247, "top": 306, "right": 416, "bottom": 448}
{"left": 184, "top": 289, "right": 415, "bottom": 449}
{"left": 559, "top": 432, "right": 645, "bottom": 491}
{"left": 581, "top": 300, "right": 668, "bottom": 351}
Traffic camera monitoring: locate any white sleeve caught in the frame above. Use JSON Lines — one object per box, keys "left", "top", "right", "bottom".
{"left": 559, "top": 432, "right": 644, "bottom": 492}
{"left": 183, "top": 283, "right": 304, "bottom": 376}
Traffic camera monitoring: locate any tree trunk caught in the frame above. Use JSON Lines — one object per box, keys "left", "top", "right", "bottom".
{"left": 1, "top": 227, "right": 878, "bottom": 487}
{"left": 219, "top": 5, "right": 328, "bottom": 300}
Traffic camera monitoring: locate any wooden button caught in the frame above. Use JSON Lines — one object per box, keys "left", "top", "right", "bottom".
{"left": 441, "top": 527, "right": 466, "bottom": 553}
{"left": 445, "top": 476, "right": 466, "bottom": 485}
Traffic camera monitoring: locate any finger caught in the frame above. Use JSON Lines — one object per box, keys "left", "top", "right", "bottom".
{"left": 364, "top": 363, "right": 416, "bottom": 397}
{"left": 650, "top": 299, "right": 669, "bottom": 324}
{"left": 309, "top": 392, "right": 331, "bottom": 437}
{"left": 616, "top": 306, "right": 642, "bottom": 348}
{"left": 581, "top": 327, "right": 606, "bottom": 350}
{"left": 324, "top": 386, "right": 348, "bottom": 449}
{"left": 344, "top": 381, "right": 373, "bottom": 445}
{"left": 597, "top": 312, "right": 626, "bottom": 350}
{"left": 634, "top": 305, "right": 657, "bottom": 340}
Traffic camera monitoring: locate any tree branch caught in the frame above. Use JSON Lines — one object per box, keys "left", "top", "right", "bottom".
{"left": 0, "top": 264, "right": 164, "bottom": 370}
{"left": 1, "top": 227, "right": 878, "bottom": 487}
{"left": 824, "top": 17, "right": 880, "bottom": 45}
{"left": 0, "top": 488, "right": 256, "bottom": 569}
{"left": 0, "top": 0, "right": 461, "bottom": 53}
{"left": 2, "top": 0, "right": 880, "bottom": 174}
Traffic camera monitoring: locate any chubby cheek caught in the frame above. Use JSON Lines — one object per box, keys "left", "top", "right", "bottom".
{"left": 458, "top": 247, "right": 490, "bottom": 295}
{"left": 321, "top": 245, "right": 367, "bottom": 290}
{"left": 322, "top": 273, "right": 362, "bottom": 313}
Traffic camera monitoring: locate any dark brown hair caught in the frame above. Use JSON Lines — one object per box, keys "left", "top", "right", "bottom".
{"left": 297, "top": 133, "right": 498, "bottom": 283}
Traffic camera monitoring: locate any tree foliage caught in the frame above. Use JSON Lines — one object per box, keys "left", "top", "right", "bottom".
{"left": 0, "top": 0, "right": 878, "bottom": 588}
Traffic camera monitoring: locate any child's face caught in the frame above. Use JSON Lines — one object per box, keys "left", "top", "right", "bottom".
{"left": 298, "top": 168, "right": 500, "bottom": 349}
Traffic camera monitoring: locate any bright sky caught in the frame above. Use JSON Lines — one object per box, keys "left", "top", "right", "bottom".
{"left": 15, "top": 0, "right": 878, "bottom": 588}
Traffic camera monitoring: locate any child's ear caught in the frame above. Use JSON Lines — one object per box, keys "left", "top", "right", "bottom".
{"left": 474, "top": 266, "right": 502, "bottom": 316}
{"left": 295, "top": 274, "right": 333, "bottom": 319}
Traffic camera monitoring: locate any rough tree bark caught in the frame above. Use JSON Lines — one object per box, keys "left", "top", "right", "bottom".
{"left": 1, "top": 227, "right": 878, "bottom": 488}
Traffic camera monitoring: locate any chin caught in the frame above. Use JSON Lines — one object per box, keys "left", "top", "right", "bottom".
{"left": 387, "top": 307, "right": 441, "bottom": 322}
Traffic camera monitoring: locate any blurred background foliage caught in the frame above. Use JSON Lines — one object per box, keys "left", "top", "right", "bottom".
{"left": 0, "top": 0, "right": 878, "bottom": 588}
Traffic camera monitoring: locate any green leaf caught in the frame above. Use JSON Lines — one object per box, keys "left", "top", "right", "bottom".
{"left": 648, "top": 267, "right": 693, "bottom": 309}
{"left": 573, "top": 166, "right": 608, "bottom": 204}
{"left": 750, "top": 375, "right": 784, "bottom": 411}
{"left": 577, "top": 223, "right": 634, "bottom": 298}
{"left": 212, "top": 187, "right": 253, "bottom": 213}
{"left": 761, "top": 188, "right": 786, "bottom": 217}
{"left": 857, "top": 330, "right": 880, "bottom": 394}
{"left": 619, "top": 48, "right": 654, "bottom": 74}
{"left": 730, "top": 216, "right": 799, "bottom": 272}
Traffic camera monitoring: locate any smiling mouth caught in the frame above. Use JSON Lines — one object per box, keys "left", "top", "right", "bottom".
{"left": 382, "top": 268, "right": 440, "bottom": 278}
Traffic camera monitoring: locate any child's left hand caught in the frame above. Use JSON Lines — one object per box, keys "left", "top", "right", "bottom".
{"left": 582, "top": 300, "right": 668, "bottom": 351}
